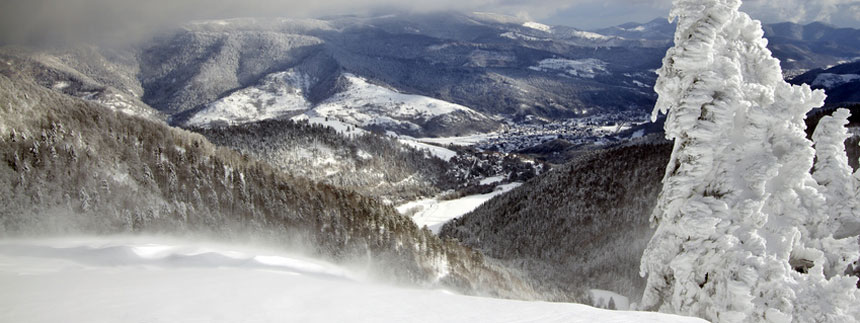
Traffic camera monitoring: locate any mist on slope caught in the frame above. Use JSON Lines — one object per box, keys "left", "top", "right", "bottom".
{"left": 0, "top": 235, "right": 709, "bottom": 323}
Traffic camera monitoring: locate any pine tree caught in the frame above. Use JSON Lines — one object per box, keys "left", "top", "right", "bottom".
{"left": 640, "top": 0, "right": 860, "bottom": 322}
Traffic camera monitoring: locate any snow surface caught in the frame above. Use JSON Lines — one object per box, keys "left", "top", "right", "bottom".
{"left": 295, "top": 115, "right": 368, "bottom": 136}
{"left": 479, "top": 175, "right": 506, "bottom": 185}
{"left": 529, "top": 58, "right": 609, "bottom": 78}
{"left": 0, "top": 237, "right": 707, "bottom": 323}
{"left": 185, "top": 71, "right": 488, "bottom": 136}
{"left": 416, "top": 133, "right": 497, "bottom": 146}
{"left": 397, "top": 183, "right": 522, "bottom": 233}
{"left": 187, "top": 70, "right": 313, "bottom": 127}
{"left": 500, "top": 32, "right": 544, "bottom": 42}
{"left": 812, "top": 73, "right": 860, "bottom": 88}
{"left": 569, "top": 30, "right": 611, "bottom": 40}
{"left": 300, "top": 74, "right": 486, "bottom": 132}
{"left": 523, "top": 22, "right": 552, "bottom": 33}
{"left": 293, "top": 117, "right": 457, "bottom": 161}
{"left": 397, "top": 137, "right": 458, "bottom": 161}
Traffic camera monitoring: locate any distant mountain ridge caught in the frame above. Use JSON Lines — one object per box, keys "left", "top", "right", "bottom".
{"left": 596, "top": 18, "right": 860, "bottom": 76}
{"left": 2, "top": 12, "right": 858, "bottom": 138}
{"left": 791, "top": 60, "right": 860, "bottom": 106}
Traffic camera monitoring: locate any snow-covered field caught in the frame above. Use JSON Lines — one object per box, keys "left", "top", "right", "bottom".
{"left": 186, "top": 70, "right": 312, "bottom": 127}
{"left": 415, "top": 133, "right": 498, "bottom": 146}
{"left": 302, "top": 74, "right": 489, "bottom": 132}
{"left": 397, "top": 137, "right": 458, "bottom": 161}
{"left": 397, "top": 183, "right": 522, "bottom": 233}
{"left": 812, "top": 73, "right": 860, "bottom": 88}
{"left": 523, "top": 21, "right": 552, "bottom": 33}
{"left": 0, "top": 237, "right": 706, "bottom": 323}
{"left": 295, "top": 117, "right": 459, "bottom": 161}
{"left": 295, "top": 115, "right": 368, "bottom": 136}
{"left": 185, "top": 71, "right": 490, "bottom": 136}
{"left": 529, "top": 58, "right": 609, "bottom": 78}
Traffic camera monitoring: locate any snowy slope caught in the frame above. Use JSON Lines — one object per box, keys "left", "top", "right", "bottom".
{"left": 301, "top": 74, "right": 495, "bottom": 136}
{"left": 295, "top": 116, "right": 459, "bottom": 161}
{"left": 397, "top": 183, "right": 522, "bottom": 233}
{"left": 523, "top": 21, "right": 553, "bottom": 33}
{"left": 185, "top": 71, "right": 496, "bottom": 137}
{"left": 295, "top": 115, "right": 369, "bottom": 136}
{"left": 0, "top": 237, "right": 707, "bottom": 323}
{"left": 529, "top": 58, "right": 609, "bottom": 78}
{"left": 186, "top": 70, "right": 313, "bottom": 127}
{"left": 812, "top": 73, "right": 860, "bottom": 88}
{"left": 397, "top": 137, "right": 458, "bottom": 161}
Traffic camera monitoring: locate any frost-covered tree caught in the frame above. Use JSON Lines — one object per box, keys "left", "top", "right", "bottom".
{"left": 812, "top": 109, "right": 860, "bottom": 277}
{"left": 813, "top": 109, "right": 857, "bottom": 231}
{"left": 640, "top": 0, "right": 860, "bottom": 322}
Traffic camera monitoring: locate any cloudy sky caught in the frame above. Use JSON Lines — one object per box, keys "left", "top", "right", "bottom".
{"left": 543, "top": 0, "right": 860, "bottom": 29}
{"left": 1, "top": 0, "right": 858, "bottom": 45}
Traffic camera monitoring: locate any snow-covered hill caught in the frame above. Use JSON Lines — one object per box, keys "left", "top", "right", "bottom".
{"left": 185, "top": 69, "right": 313, "bottom": 127}
{"left": 185, "top": 72, "right": 499, "bottom": 137}
{"left": 298, "top": 73, "right": 498, "bottom": 137}
{"left": 791, "top": 60, "right": 860, "bottom": 105}
{"left": 0, "top": 237, "right": 707, "bottom": 323}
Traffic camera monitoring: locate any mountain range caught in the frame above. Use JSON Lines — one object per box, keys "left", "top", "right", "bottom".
{"left": 4, "top": 12, "right": 857, "bottom": 141}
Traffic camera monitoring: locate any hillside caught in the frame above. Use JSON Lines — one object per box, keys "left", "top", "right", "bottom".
{"left": 0, "top": 66, "right": 538, "bottom": 299}
{"left": 194, "top": 118, "right": 545, "bottom": 204}
{"left": 440, "top": 105, "right": 860, "bottom": 304}
{"left": 441, "top": 142, "right": 672, "bottom": 302}
{"left": 792, "top": 61, "right": 860, "bottom": 106}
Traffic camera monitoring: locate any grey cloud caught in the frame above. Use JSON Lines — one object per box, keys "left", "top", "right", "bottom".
{"left": 0, "top": 0, "right": 536, "bottom": 45}
{"left": 0, "top": 0, "right": 855, "bottom": 46}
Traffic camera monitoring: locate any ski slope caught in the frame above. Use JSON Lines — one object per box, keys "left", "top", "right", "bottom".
{"left": 397, "top": 183, "right": 522, "bottom": 233}
{"left": 0, "top": 237, "right": 707, "bottom": 323}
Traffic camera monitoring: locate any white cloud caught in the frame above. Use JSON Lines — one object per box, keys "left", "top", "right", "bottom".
{"left": 740, "top": 0, "right": 860, "bottom": 26}
{"left": 0, "top": 0, "right": 855, "bottom": 45}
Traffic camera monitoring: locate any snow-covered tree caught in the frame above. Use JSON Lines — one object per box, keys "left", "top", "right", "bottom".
{"left": 812, "top": 109, "right": 860, "bottom": 277}
{"left": 640, "top": 0, "right": 860, "bottom": 322}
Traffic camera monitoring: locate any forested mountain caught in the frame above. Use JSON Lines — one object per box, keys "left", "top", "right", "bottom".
{"left": 2, "top": 12, "right": 857, "bottom": 154}
{"left": 0, "top": 47, "right": 165, "bottom": 121}
{"left": 440, "top": 107, "right": 860, "bottom": 304}
{"left": 441, "top": 141, "right": 672, "bottom": 302}
{"left": 143, "top": 13, "right": 664, "bottom": 132}
{"left": 0, "top": 64, "right": 541, "bottom": 299}
{"left": 194, "top": 118, "right": 545, "bottom": 204}
{"left": 792, "top": 61, "right": 860, "bottom": 106}
{"left": 195, "top": 120, "right": 455, "bottom": 203}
